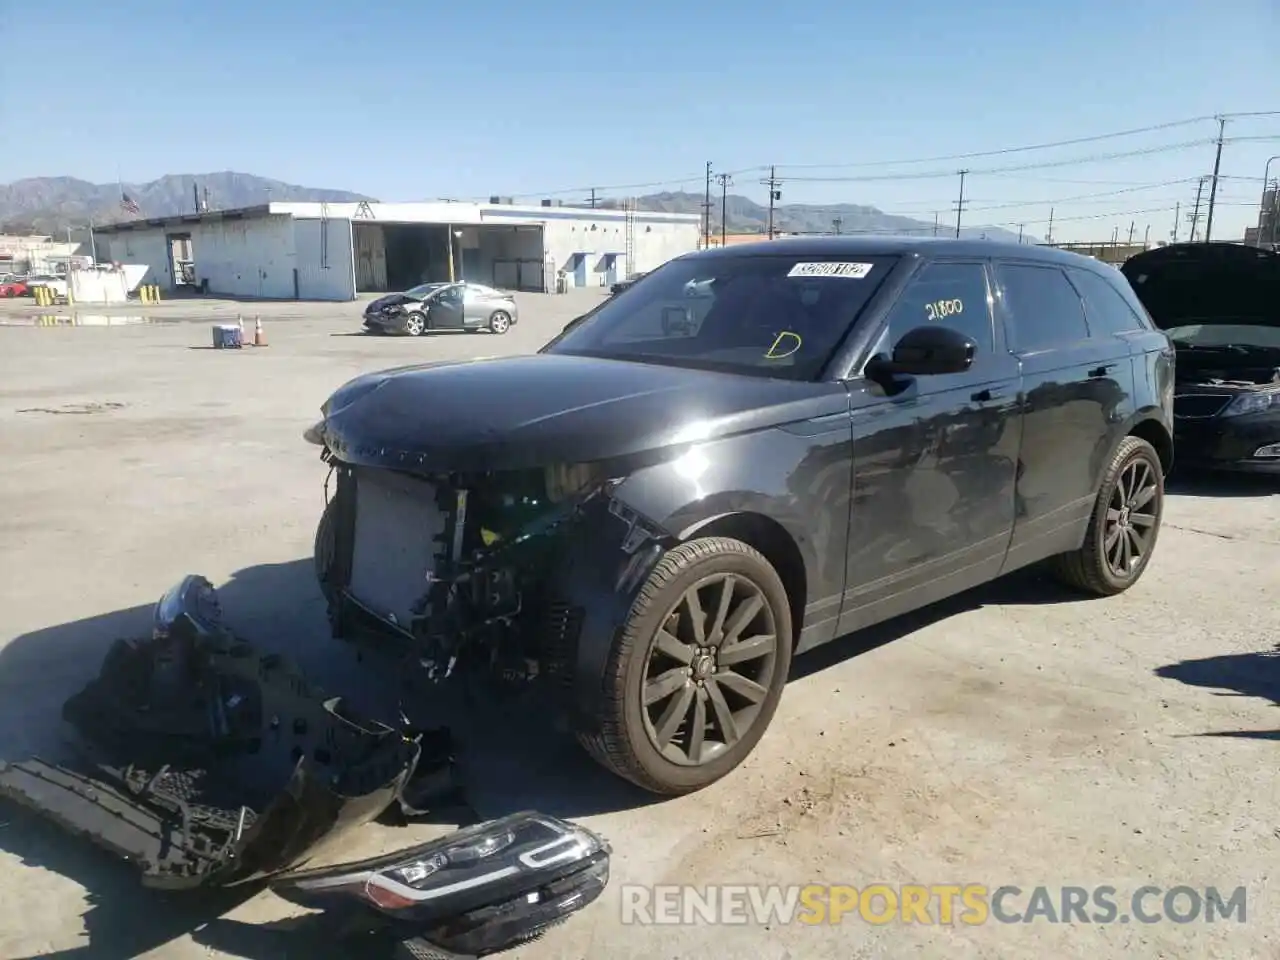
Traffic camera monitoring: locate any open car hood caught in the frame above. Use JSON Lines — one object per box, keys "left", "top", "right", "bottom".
{"left": 1121, "top": 242, "right": 1280, "bottom": 330}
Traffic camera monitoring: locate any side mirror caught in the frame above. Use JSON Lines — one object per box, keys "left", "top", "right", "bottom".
{"left": 867, "top": 325, "right": 976, "bottom": 382}
{"left": 661, "top": 306, "right": 692, "bottom": 335}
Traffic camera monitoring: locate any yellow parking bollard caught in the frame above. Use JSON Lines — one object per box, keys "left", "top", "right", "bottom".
{"left": 152, "top": 285, "right": 161, "bottom": 302}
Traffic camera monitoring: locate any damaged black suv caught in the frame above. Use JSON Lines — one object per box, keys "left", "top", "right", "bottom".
{"left": 310, "top": 237, "right": 1175, "bottom": 796}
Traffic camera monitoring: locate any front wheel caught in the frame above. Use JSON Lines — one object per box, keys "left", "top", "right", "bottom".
{"left": 488, "top": 310, "right": 511, "bottom": 334}
{"left": 1049, "top": 435, "right": 1164, "bottom": 595}
{"left": 403, "top": 312, "right": 427, "bottom": 336}
{"left": 578, "top": 537, "right": 793, "bottom": 795}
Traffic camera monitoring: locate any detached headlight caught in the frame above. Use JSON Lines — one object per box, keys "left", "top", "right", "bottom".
{"left": 273, "top": 811, "right": 610, "bottom": 954}
{"left": 1222, "top": 391, "right": 1279, "bottom": 417}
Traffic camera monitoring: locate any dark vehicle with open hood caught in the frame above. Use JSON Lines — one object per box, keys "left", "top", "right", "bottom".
{"left": 310, "top": 236, "right": 1175, "bottom": 796}
{"left": 1122, "top": 242, "right": 1280, "bottom": 474}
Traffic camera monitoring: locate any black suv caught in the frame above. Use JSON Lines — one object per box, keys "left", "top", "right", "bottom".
{"left": 309, "top": 237, "right": 1175, "bottom": 796}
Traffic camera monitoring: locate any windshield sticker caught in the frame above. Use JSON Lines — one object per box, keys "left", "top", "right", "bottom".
{"left": 765, "top": 331, "right": 803, "bottom": 359}
{"left": 925, "top": 298, "right": 964, "bottom": 322}
{"left": 787, "top": 262, "right": 874, "bottom": 279}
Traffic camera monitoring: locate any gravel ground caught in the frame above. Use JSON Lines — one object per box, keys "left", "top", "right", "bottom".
{"left": 0, "top": 293, "right": 1277, "bottom": 960}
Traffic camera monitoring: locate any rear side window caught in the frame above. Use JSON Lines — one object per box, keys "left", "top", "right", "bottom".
{"left": 1067, "top": 268, "right": 1145, "bottom": 336}
{"left": 996, "top": 263, "right": 1089, "bottom": 352}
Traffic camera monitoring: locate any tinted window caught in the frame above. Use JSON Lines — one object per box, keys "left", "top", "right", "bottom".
{"left": 1067, "top": 269, "right": 1145, "bottom": 336}
{"left": 885, "top": 261, "right": 994, "bottom": 353}
{"left": 997, "top": 263, "right": 1089, "bottom": 352}
{"left": 544, "top": 254, "right": 897, "bottom": 380}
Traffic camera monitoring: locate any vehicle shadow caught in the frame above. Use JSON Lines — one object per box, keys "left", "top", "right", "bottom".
{"left": 0, "top": 558, "right": 650, "bottom": 958}
{"left": 1166, "top": 469, "right": 1277, "bottom": 498}
{"left": 0, "top": 556, "right": 1084, "bottom": 957}
{"left": 1154, "top": 645, "right": 1280, "bottom": 741}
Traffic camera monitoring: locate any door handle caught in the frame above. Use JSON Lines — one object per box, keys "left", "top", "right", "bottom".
{"left": 970, "top": 388, "right": 1004, "bottom": 403}
{"left": 1088, "top": 364, "right": 1116, "bottom": 378}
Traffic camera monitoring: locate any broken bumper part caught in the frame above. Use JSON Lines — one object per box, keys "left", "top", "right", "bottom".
{"left": 0, "top": 576, "right": 430, "bottom": 888}
{"left": 274, "top": 811, "right": 610, "bottom": 957}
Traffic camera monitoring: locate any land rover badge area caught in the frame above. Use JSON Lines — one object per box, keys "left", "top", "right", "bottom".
{"left": 1122, "top": 242, "right": 1280, "bottom": 473}
{"left": 311, "top": 237, "right": 1175, "bottom": 796}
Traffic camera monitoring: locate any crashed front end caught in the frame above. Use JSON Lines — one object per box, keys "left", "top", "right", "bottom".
{"left": 306, "top": 392, "right": 674, "bottom": 729}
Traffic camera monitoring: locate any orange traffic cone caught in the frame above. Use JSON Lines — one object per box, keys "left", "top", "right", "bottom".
{"left": 253, "top": 316, "right": 268, "bottom": 347}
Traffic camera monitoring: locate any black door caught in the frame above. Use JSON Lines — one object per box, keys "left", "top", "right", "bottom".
{"left": 837, "top": 259, "right": 1023, "bottom": 635}
{"left": 992, "top": 260, "right": 1134, "bottom": 571}
{"left": 428, "top": 286, "right": 466, "bottom": 330}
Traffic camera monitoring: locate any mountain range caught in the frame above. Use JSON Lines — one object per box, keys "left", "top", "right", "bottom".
{"left": 0, "top": 173, "right": 1033, "bottom": 244}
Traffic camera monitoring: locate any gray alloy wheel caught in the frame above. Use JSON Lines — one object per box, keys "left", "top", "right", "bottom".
{"left": 579, "top": 537, "right": 793, "bottom": 795}
{"left": 488, "top": 310, "right": 511, "bottom": 334}
{"left": 403, "top": 312, "right": 427, "bottom": 336}
{"left": 1050, "top": 435, "right": 1164, "bottom": 595}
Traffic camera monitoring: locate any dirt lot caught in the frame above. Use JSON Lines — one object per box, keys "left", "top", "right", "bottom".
{"left": 0, "top": 293, "right": 1277, "bottom": 960}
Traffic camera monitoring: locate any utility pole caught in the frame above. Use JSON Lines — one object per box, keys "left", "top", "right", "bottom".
{"left": 933, "top": 212, "right": 940, "bottom": 237}
{"left": 1127, "top": 221, "right": 1135, "bottom": 245}
{"left": 715, "top": 173, "right": 732, "bottom": 246}
{"left": 1017, "top": 224, "right": 1024, "bottom": 244}
{"left": 588, "top": 188, "right": 598, "bottom": 209}
{"left": 1171, "top": 201, "right": 1180, "bottom": 242}
{"left": 1046, "top": 207, "right": 1054, "bottom": 245}
{"left": 702, "top": 162, "right": 713, "bottom": 249}
{"left": 761, "top": 166, "right": 783, "bottom": 239}
{"left": 1188, "top": 177, "right": 1206, "bottom": 242}
{"left": 832, "top": 217, "right": 843, "bottom": 235}
{"left": 1143, "top": 224, "right": 1150, "bottom": 247}
{"left": 1204, "top": 116, "right": 1226, "bottom": 242}
{"left": 192, "top": 182, "right": 200, "bottom": 215}
{"left": 953, "top": 170, "right": 969, "bottom": 238}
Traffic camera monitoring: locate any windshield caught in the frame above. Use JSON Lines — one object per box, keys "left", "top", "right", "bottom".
{"left": 544, "top": 253, "right": 897, "bottom": 379}
{"left": 1165, "top": 322, "right": 1280, "bottom": 351}
{"left": 405, "top": 282, "right": 450, "bottom": 299}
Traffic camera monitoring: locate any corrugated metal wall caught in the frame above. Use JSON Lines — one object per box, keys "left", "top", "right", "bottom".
{"left": 295, "top": 218, "right": 357, "bottom": 300}
{"left": 353, "top": 223, "right": 388, "bottom": 291}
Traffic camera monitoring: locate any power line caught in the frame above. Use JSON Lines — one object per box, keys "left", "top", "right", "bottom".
{"left": 779, "top": 140, "right": 1214, "bottom": 183}
{"left": 775, "top": 116, "right": 1217, "bottom": 170}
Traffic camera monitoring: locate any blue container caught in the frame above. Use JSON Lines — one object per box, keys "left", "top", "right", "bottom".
{"left": 212, "top": 324, "right": 243, "bottom": 349}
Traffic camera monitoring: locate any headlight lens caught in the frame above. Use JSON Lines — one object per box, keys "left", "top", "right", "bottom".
{"left": 1222, "top": 391, "right": 1279, "bottom": 417}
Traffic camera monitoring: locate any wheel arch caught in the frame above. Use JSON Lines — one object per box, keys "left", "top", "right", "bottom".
{"left": 1126, "top": 416, "right": 1173, "bottom": 477}
{"left": 676, "top": 511, "right": 807, "bottom": 647}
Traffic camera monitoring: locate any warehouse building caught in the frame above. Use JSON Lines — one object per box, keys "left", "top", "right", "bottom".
{"left": 92, "top": 199, "right": 701, "bottom": 300}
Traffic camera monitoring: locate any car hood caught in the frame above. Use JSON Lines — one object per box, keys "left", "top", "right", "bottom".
{"left": 317, "top": 354, "right": 847, "bottom": 474}
{"left": 366, "top": 293, "right": 422, "bottom": 311}
{"left": 1121, "top": 242, "right": 1280, "bottom": 330}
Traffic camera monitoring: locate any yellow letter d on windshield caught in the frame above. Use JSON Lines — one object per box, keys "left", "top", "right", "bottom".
{"left": 765, "top": 331, "right": 802, "bottom": 359}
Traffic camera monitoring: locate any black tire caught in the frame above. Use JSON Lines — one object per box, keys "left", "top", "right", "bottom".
{"left": 1049, "top": 435, "right": 1164, "bottom": 596}
{"left": 488, "top": 310, "right": 511, "bottom": 334}
{"left": 578, "top": 537, "right": 793, "bottom": 795}
{"left": 403, "top": 312, "right": 427, "bottom": 336}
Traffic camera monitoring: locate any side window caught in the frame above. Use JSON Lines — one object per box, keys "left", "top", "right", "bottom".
{"left": 996, "top": 263, "right": 1089, "bottom": 353}
{"left": 885, "top": 261, "right": 994, "bottom": 353}
{"left": 1066, "top": 268, "right": 1145, "bottom": 336}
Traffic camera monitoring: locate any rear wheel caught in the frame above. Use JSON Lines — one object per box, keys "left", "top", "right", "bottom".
{"left": 403, "top": 312, "right": 427, "bottom": 336}
{"left": 578, "top": 537, "right": 792, "bottom": 795}
{"left": 488, "top": 310, "right": 511, "bottom": 334}
{"left": 1049, "top": 435, "right": 1164, "bottom": 595}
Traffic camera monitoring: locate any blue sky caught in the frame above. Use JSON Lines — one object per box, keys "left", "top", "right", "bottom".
{"left": 2, "top": 0, "right": 1278, "bottom": 242}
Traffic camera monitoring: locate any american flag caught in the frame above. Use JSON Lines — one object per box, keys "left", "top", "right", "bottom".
{"left": 120, "top": 191, "right": 140, "bottom": 215}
